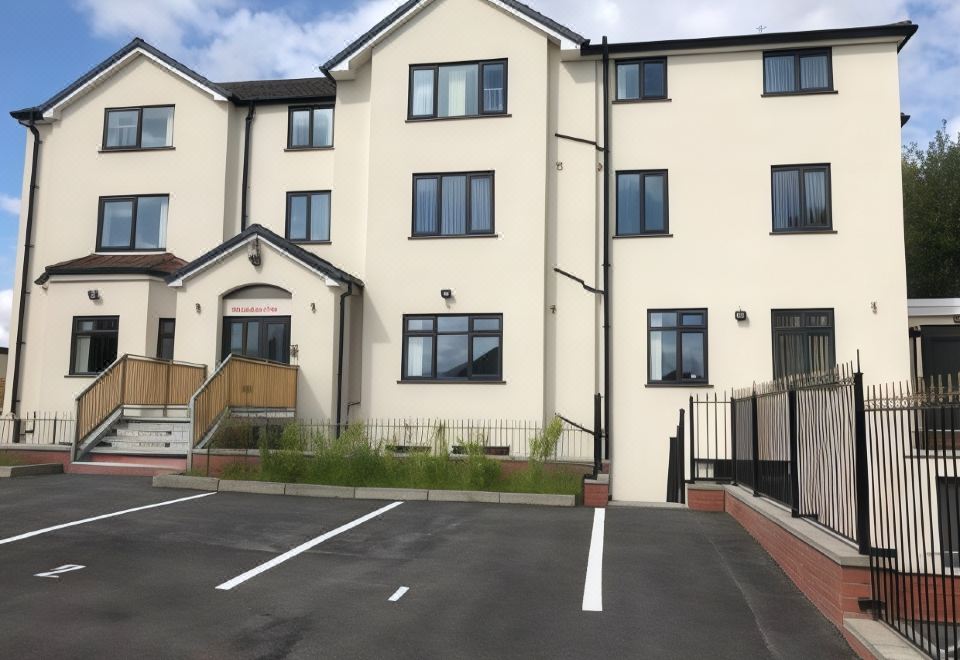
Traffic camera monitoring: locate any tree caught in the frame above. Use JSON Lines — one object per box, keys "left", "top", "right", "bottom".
{"left": 903, "top": 122, "right": 960, "bottom": 298}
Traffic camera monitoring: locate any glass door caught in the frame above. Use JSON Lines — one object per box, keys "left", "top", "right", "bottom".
{"left": 222, "top": 316, "right": 291, "bottom": 364}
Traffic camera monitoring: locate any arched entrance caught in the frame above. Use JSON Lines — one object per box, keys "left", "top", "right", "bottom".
{"left": 221, "top": 285, "right": 292, "bottom": 363}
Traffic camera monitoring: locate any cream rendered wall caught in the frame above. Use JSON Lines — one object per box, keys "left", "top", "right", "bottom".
{"left": 356, "top": 0, "right": 551, "bottom": 419}
{"left": 5, "top": 54, "right": 234, "bottom": 416}
{"left": 25, "top": 277, "right": 175, "bottom": 413}
{"left": 170, "top": 244, "right": 344, "bottom": 420}
{"left": 606, "top": 41, "right": 911, "bottom": 502}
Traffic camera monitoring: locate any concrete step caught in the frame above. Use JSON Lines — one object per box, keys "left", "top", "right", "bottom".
{"left": 114, "top": 427, "right": 182, "bottom": 437}
{"left": 96, "top": 439, "right": 188, "bottom": 452}
{"left": 91, "top": 446, "right": 187, "bottom": 458}
{"left": 66, "top": 461, "right": 183, "bottom": 477}
{"left": 85, "top": 453, "right": 186, "bottom": 468}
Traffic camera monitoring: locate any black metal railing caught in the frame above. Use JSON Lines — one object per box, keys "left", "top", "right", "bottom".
{"left": 866, "top": 377, "right": 960, "bottom": 658}
{"left": 0, "top": 412, "right": 75, "bottom": 446}
{"left": 666, "top": 408, "right": 685, "bottom": 503}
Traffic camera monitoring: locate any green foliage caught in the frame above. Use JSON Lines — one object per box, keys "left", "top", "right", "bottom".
{"left": 221, "top": 420, "right": 580, "bottom": 495}
{"left": 530, "top": 416, "right": 563, "bottom": 464}
{"left": 903, "top": 122, "right": 960, "bottom": 297}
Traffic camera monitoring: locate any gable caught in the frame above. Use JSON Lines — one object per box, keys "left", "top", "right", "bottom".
{"left": 324, "top": 0, "right": 584, "bottom": 78}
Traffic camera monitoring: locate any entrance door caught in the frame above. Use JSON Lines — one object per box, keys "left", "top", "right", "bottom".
{"left": 921, "top": 326, "right": 960, "bottom": 381}
{"left": 222, "top": 316, "right": 291, "bottom": 364}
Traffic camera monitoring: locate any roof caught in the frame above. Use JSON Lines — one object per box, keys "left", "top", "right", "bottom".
{"left": 11, "top": 38, "right": 232, "bottom": 122}
{"left": 217, "top": 77, "right": 336, "bottom": 103}
{"left": 36, "top": 252, "right": 187, "bottom": 285}
{"left": 166, "top": 224, "right": 364, "bottom": 288}
{"left": 581, "top": 21, "right": 918, "bottom": 56}
{"left": 323, "top": 0, "right": 586, "bottom": 72}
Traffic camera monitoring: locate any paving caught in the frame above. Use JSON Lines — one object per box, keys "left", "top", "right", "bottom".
{"left": 0, "top": 475, "right": 854, "bottom": 659}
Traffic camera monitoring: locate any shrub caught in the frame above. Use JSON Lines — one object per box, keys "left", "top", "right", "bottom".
{"left": 529, "top": 416, "right": 563, "bottom": 465}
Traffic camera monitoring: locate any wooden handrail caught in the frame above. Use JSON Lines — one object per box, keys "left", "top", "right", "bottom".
{"left": 190, "top": 355, "right": 298, "bottom": 447}
{"left": 75, "top": 355, "right": 207, "bottom": 444}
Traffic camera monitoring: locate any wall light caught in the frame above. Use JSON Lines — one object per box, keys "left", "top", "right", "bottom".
{"left": 310, "top": 302, "right": 317, "bottom": 313}
{"left": 87, "top": 289, "right": 100, "bottom": 301}
{"left": 195, "top": 303, "right": 201, "bottom": 314}
{"left": 440, "top": 289, "right": 453, "bottom": 300}
{"left": 735, "top": 309, "right": 747, "bottom": 322}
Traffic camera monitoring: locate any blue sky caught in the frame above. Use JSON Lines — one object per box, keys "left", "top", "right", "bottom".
{"left": 0, "top": 0, "right": 957, "bottom": 345}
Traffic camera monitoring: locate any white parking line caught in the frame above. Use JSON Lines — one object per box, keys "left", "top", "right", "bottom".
{"left": 388, "top": 586, "right": 409, "bottom": 602}
{"left": 216, "top": 501, "right": 404, "bottom": 591}
{"left": 581, "top": 508, "right": 605, "bottom": 612}
{"left": 0, "top": 492, "right": 217, "bottom": 546}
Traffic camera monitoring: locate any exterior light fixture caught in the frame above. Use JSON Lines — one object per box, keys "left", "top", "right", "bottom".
{"left": 195, "top": 303, "right": 201, "bottom": 313}
{"left": 440, "top": 289, "right": 453, "bottom": 300}
{"left": 87, "top": 289, "right": 100, "bottom": 301}
{"left": 248, "top": 237, "right": 261, "bottom": 266}
{"left": 735, "top": 309, "right": 747, "bottom": 322}
{"left": 310, "top": 302, "right": 317, "bottom": 313}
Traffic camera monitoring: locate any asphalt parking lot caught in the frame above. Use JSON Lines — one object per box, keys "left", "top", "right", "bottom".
{"left": 0, "top": 475, "right": 854, "bottom": 659}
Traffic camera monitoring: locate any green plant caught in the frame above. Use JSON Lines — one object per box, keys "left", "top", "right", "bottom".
{"left": 530, "top": 417, "right": 563, "bottom": 464}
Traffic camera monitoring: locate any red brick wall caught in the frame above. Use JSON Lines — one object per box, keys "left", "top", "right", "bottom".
{"left": 724, "top": 493, "right": 872, "bottom": 628}
{"left": 687, "top": 487, "right": 725, "bottom": 512}
{"left": 877, "top": 572, "right": 960, "bottom": 623}
{"left": 0, "top": 448, "right": 71, "bottom": 465}
{"left": 583, "top": 481, "right": 608, "bottom": 508}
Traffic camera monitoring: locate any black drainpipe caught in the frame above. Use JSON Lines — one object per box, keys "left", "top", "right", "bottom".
{"left": 335, "top": 283, "right": 354, "bottom": 436}
{"left": 601, "top": 37, "right": 612, "bottom": 463}
{"left": 9, "top": 118, "right": 41, "bottom": 423}
{"left": 240, "top": 102, "right": 255, "bottom": 231}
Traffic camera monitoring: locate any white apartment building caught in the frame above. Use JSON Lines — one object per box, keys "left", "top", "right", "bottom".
{"left": 3, "top": 0, "right": 917, "bottom": 501}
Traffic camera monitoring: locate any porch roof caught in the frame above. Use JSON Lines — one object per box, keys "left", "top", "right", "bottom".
{"left": 35, "top": 252, "right": 188, "bottom": 285}
{"left": 165, "top": 223, "right": 364, "bottom": 289}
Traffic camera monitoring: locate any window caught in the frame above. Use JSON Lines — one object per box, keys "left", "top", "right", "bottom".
{"left": 103, "top": 106, "right": 174, "bottom": 150}
{"left": 648, "top": 309, "right": 707, "bottom": 385}
{"left": 771, "top": 165, "right": 831, "bottom": 232}
{"left": 70, "top": 316, "right": 119, "bottom": 375}
{"left": 288, "top": 106, "right": 334, "bottom": 148}
{"left": 408, "top": 60, "right": 507, "bottom": 119}
{"left": 938, "top": 479, "right": 960, "bottom": 568}
{"left": 157, "top": 319, "right": 175, "bottom": 361}
{"left": 97, "top": 195, "right": 169, "bottom": 251}
{"left": 402, "top": 315, "right": 502, "bottom": 381}
{"left": 763, "top": 49, "right": 832, "bottom": 94}
{"left": 286, "top": 191, "right": 331, "bottom": 242}
{"left": 412, "top": 172, "right": 494, "bottom": 237}
{"left": 616, "top": 171, "right": 668, "bottom": 235}
{"left": 772, "top": 309, "right": 835, "bottom": 379}
{"left": 222, "top": 317, "right": 291, "bottom": 364}
{"left": 616, "top": 59, "right": 667, "bottom": 101}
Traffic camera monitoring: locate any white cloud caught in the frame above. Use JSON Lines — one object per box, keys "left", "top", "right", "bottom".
{"left": 0, "top": 194, "right": 19, "bottom": 216}
{"left": 0, "top": 288, "right": 11, "bottom": 347}
{"left": 71, "top": 0, "right": 959, "bottom": 143}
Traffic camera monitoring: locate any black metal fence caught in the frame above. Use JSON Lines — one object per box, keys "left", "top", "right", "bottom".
{"left": 0, "top": 413, "right": 75, "bottom": 446}
{"left": 866, "top": 377, "right": 960, "bottom": 657}
{"left": 666, "top": 409, "right": 685, "bottom": 504}
{"left": 691, "top": 363, "right": 866, "bottom": 548}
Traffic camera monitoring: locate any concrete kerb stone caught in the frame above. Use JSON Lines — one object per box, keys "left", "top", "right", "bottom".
{"left": 428, "top": 489, "right": 499, "bottom": 503}
{"left": 150, "top": 474, "right": 577, "bottom": 507}
{"left": 500, "top": 492, "right": 576, "bottom": 507}
{"left": 355, "top": 487, "right": 429, "bottom": 501}
{"left": 285, "top": 483, "right": 355, "bottom": 499}
{"left": 843, "top": 617, "right": 928, "bottom": 660}
{"left": 152, "top": 474, "right": 220, "bottom": 491}
{"left": 218, "top": 479, "right": 286, "bottom": 495}
{"left": 0, "top": 463, "right": 64, "bottom": 478}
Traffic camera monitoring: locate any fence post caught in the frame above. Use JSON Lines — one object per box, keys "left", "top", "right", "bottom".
{"left": 853, "top": 369, "right": 870, "bottom": 555}
{"left": 593, "top": 392, "right": 602, "bottom": 478}
{"left": 678, "top": 408, "right": 686, "bottom": 504}
{"left": 688, "top": 395, "right": 695, "bottom": 483}
{"left": 788, "top": 388, "right": 800, "bottom": 518}
{"left": 730, "top": 396, "right": 738, "bottom": 485}
{"left": 751, "top": 388, "right": 760, "bottom": 497}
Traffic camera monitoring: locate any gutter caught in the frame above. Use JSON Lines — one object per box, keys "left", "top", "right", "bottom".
{"left": 335, "top": 282, "right": 354, "bottom": 436}
{"left": 240, "top": 101, "right": 256, "bottom": 231}
{"left": 9, "top": 120, "right": 41, "bottom": 416}
{"left": 601, "top": 37, "right": 612, "bottom": 462}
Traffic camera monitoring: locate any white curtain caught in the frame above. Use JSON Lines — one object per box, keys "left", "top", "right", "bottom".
{"left": 414, "top": 178, "right": 438, "bottom": 234}
{"left": 617, "top": 173, "right": 641, "bottom": 234}
{"left": 800, "top": 55, "right": 829, "bottom": 89}
{"left": 441, "top": 176, "right": 467, "bottom": 235}
{"left": 617, "top": 63, "right": 639, "bottom": 99}
{"left": 764, "top": 55, "right": 795, "bottom": 93}
{"left": 312, "top": 109, "right": 333, "bottom": 147}
{"left": 650, "top": 331, "right": 663, "bottom": 381}
{"left": 412, "top": 69, "right": 434, "bottom": 116}
{"left": 291, "top": 110, "right": 310, "bottom": 146}
{"left": 439, "top": 65, "right": 478, "bottom": 117}
{"left": 108, "top": 110, "right": 139, "bottom": 147}
{"left": 803, "top": 170, "right": 827, "bottom": 226}
{"left": 470, "top": 176, "right": 492, "bottom": 232}
{"left": 406, "top": 337, "right": 431, "bottom": 377}
{"left": 311, "top": 193, "right": 331, "bottom": 241}
{"left": 772, "top": 170, "right": 800, "bottom": 229}
{"left": 289, "top": 195, "right": 308, "bottom": 239}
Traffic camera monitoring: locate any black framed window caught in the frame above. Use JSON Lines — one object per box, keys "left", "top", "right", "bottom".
{"left": 938, "top": 478, "right": 960, "bottom": 568}
{"left": 286, "top": 191, "right": 331, "bottom": 242}
{"left": 97, "top": 195, "right": 168, "bottom": 251}
{"left": 409, "top": 60, "right": 507, "bottom": 119}
{"left": 413, "top": 172, "right": 494, "bottom": 237}
{"left": 402, "top": 314, "right": 502, "bottom": 381}
{"left": 70, "top": 316, "right": 119, "bottom": 375}
{"left": 772, "top": 309, "right": 835, "bottom": 379}
{"left": 157, "top": 318, "right": 175, "bottom": 361}
{"left": 771, "top": 165, "right": 831, "bottom": 232}
{"left": 763, "top": 49, "right": 832, "bottom": 94}
{"left": 617, "top": 170, "right": 668, "bottom": 235}
{"left": 648, "top": 309, "right": 707, "bottom": 385}
{"left": 103, "top": 106, "right": 174, "bottom": 150}
{"left": 222, "top": 317, "right": 291, "bottom": 364}
{"left": 288, "top": 106, "right": 334, "bottom": 148}
{"left": 616, "top": 59, "right": 667, "bottom": 101}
